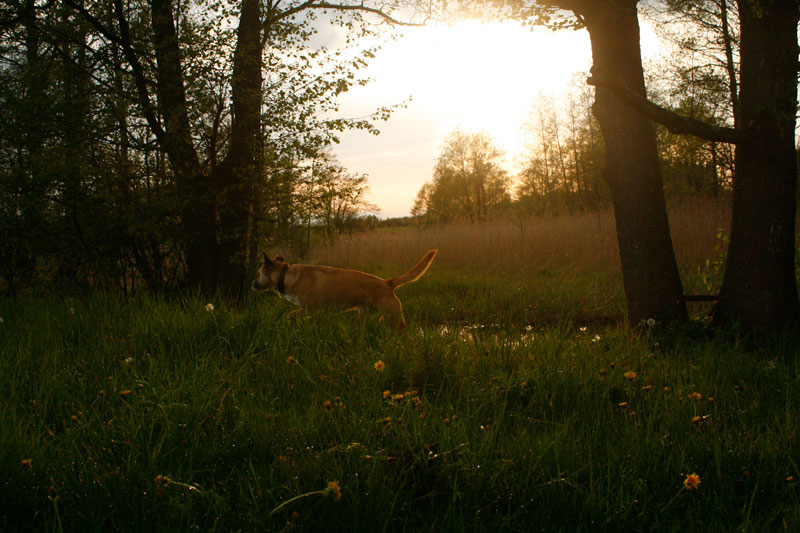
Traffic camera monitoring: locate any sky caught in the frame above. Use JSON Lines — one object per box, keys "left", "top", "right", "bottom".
{"left": 321, "top": 18, "right": 660, "bottom": 218}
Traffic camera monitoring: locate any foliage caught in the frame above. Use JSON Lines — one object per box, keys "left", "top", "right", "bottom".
{"left": 0, "top": 0, "right": 406, "bottom": 295}
{"left": 412, "top": 128, "right": 511, "bottom": 224}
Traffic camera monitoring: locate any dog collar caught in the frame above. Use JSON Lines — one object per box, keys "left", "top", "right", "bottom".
{"left": 276, "top": 264, "right": 289, "bottom": 294}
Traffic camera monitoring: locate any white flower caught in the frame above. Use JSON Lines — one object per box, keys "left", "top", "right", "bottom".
{"left": 646, "top": 318, "right": 656, "bottom": 327}
{"left": 124, "top": 357, "right": 134, "bottom": 364}
{"left": 69, "top": 308, "right": 75, "bottom": 314}
{"left": 205, "top": 303, "right": 214, "bottom": 312}
{"left": 592, "top": 334, "right": 601, "bottom": 342}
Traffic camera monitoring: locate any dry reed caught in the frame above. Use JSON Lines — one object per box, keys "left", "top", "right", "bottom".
{"left": 312, "top": 196, "right": 732, "bottom": 276}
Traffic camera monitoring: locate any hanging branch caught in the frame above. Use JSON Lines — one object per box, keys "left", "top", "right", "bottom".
{"left": 587, "top": 68, "right": 745, "bottom": 145}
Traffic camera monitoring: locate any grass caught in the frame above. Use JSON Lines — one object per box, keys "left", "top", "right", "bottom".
{"left": 2, "top": 199, "right": 799, "bottom": 530}
{"left": 1, "top": 278, "right": 799, "bottom": 531}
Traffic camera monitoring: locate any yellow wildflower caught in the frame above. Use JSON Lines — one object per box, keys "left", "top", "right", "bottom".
{"left": 688, "top": 392, "right": 702, "bottom": 401}
{"left": 324, "top": 481, "right": 342, "bottom": 501}
{"left": 373, "top": 360, "right": 385, "bottom": 371}
{"left": 20, "top": 459, "right": 32, "bottom": 468}
{"left": 286, "top": 356, "right": 296, "bottom": 364}
{"left": 392, "top": 393, "right": 404, "bottom": 401}
{"left": 617, "top": 402, "right": 628, "bottom": 408}
{"left": 624, "top": 371, "right": 637, "bottom": 380}
{"left": 684, "top": 473, "right": 701, "bottom": 490}
{"left": 641, "top": 385, "right": 652, "bottom": 391}
{"left": 382, "top": 390, "right": 391, "bottom": 399}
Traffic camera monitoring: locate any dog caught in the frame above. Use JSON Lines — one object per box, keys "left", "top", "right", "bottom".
{"left": 251, "top": 250, "right": 438, "bottom": 329}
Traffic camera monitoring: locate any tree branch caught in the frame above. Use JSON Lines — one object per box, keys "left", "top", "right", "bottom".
{"left": 309, "top": 2, "right": 427, "bottom": 26}
{"left": 587, "top": 69, "right": 745, "bottom": 144}
{"left": 62, "top": 0, "right": 167, "bottom": 143}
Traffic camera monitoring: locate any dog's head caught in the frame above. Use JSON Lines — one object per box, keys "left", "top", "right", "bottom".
{"left": 251, "top": 252, "right": 287, "bottom": 292}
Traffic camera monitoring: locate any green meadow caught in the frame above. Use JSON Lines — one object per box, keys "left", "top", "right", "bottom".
{"left": 2, "top": 205, "right": 799, "bottom": 531}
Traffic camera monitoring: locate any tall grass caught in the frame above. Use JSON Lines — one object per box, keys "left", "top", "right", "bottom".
{"left": 1, "top": 292, "right": 798, "bottom": 531}
{"left": 312, "top": 197, "right": 731, "bottom": 278}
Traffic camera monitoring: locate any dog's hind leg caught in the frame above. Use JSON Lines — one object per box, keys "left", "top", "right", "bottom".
{"left": 287, "top": 307, "right": 306, "bottom": 319}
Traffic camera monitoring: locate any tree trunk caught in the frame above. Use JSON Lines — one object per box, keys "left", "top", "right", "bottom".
{"left": 713, "top": 1, "right": 800, "bottom": 333}
{"left": 150, "top": 0, "right": 218, "bottom": 290}
{"left": 216, "top": 0, "right": 263, "bottom": 296}
{"left": 580, "top": 1, "right": 687, "bottom": 325}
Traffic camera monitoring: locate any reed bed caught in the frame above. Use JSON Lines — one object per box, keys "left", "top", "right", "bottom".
{"left": 312, "top": 197, "right": 732, "bottom": 278}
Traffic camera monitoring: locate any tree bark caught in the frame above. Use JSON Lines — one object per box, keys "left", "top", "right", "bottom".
{"left": 150, "top": 0, "right": 218, "bottom": 290}
{"left": 216, "top": 0, "right": 263, "bottom": 296}
{"left": 713, "top": 1, "right": 800, "bottom": 333}
{"left": 576, "top": 1, "right": 688, "bottom": 324}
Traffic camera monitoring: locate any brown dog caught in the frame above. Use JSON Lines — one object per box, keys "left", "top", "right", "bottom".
{"left": 251, "top": 250, "right": 438, "bottom": 329}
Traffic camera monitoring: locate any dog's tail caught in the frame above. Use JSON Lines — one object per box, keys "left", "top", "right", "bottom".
{"left": 386, "top": 250, "right": 438, "bottom": 290}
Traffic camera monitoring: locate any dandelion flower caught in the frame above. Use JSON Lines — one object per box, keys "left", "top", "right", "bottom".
{"left": 373, "top": 360, "right": 385, "bottom": 371}
{"left": 205, "top": 303, "right": 214, "bottom": 312}
{"left": 624, "top": 371, "right": 637, "bottom": 380}
{"left": 617, "top": 402, "right": 628, "bottom": 408}
{"left": 120, "top": 389, "right": 132, "bottom": 397}
{"left": 324, "top": 480, "right": 342, "bottom": 501}
{"left": 688, "top": 392, "right": 702, "bottom": 401}
{"left": 382, "top": 390, "right": 391, "bottom": 399}
{"left": 646, "top": 318, "right": 656, "bottom": 327}
{"left": 787, "top": 476, "right": 795, "bottom": 482}
{"left": 286, "top": 356, "right": 296, "bottom": 364}
{"left": 641, "top": 385, "right": 652, "bottom": 391}
{"left": 324, "top": 400, "right": 332, "bottom": 411}
{"left": 20, "top": 459, "right": 32, "bottom": 468}
{"left": 392, "top": 393, "right": 404, "bottom": 401}
{"left": 691, "top": 416, "right": 701, "bottom": 424}
{"left": 684, "top": 473, "right": 701, "bottom": 490}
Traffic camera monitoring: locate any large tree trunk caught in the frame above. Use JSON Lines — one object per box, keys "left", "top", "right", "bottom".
{"left": 713, "top": 1, "right": 800, "bottom": 333}
{"left": 150, "top": 0, "right": 218, "bottom": 290}
{"left": 216, "top": 0, "right": 263, "bottom": 297}
{"left": 579, "top": 1, "right": 687, "bottom": 325}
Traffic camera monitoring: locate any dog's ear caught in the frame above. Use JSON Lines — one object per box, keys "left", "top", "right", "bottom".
{"left": 262, "top": 251, "right": 272, "bottom": 266}
{"left": 274, "top": 256, "right": 284, "bottom": 263}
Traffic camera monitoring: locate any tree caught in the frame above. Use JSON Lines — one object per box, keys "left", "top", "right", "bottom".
{"left": 713, "top": 0, "right": 799, "bottom": 332}
{"left": 587, "top": 0, "right": 800, "bottom": 334}
{"left": 517, "top": 0, "right": 688, "bottom": 325}
{"left": 61, "top": 0, "right": 416, "bottom": 296}
{"left": 413, "top": 129, "right": 511, "bottom": 223}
